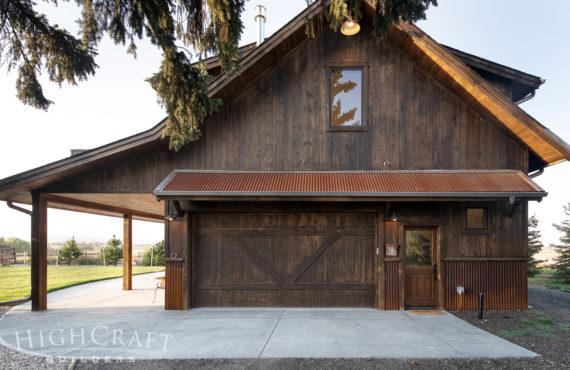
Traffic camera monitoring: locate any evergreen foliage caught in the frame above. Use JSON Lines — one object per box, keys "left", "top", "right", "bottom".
{"left": 0, "top": 0, "right": 97, "bottom": 110}
{"left": 141, "top": 240, "right": 165, "bottom": 266}
{"left": 330, "top": 69, "right": 358, "bottom": 126}
{"left": 306, "top": 0, "right": 436, "bottom": 39}
{"left": 60, "top": 237, "right": 83, "bottom": 265}
{"left": 527, "top": 215, "right": 544, "bottom": 277}
{"left": 552, "top": 203, "right": 570, "bottom": 282}
{"left": 2, "top": 0, "right": 435, "bottom": 150}
{"left": 101, "top": 235, "right": 123, "bottom": 266}
{"left": 372, "top": 0, "right": 437, "bottom": 38}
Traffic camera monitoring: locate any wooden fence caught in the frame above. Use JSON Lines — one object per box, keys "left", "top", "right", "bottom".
{"left": 13, "top": 251, "right": 145, "bottom": 266}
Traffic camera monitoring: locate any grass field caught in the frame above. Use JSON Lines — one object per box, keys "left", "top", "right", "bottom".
{"left": 529, "top": 269, "right": 570, "bottom": 293}
{"left": 0, "top": 265, "right": 165, "bottom": 302}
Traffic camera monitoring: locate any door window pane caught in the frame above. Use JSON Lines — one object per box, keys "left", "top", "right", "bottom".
{"left": 405, "top": 230, "right": 432, "bottom": 267}
{"left": 330, "top": 68, "right": 362, "bottom": 127}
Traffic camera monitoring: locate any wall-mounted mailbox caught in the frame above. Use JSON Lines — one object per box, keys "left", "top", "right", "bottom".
{"left": 385, "top": 244, "right": 399, "bottom": 257}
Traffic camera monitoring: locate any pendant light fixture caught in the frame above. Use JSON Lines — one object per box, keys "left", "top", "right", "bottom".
{"left": 341, "top": 13, "right": 360, "bottom": 36}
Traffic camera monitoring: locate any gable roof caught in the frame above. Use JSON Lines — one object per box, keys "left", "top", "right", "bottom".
{"left": 198, "top": 0, "right": 570, "bottom": 165}
{"left": 0, "top": 0, "right": 569, "bottom": 205}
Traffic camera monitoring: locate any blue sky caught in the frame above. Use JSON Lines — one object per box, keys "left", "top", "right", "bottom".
{"left": 0, "top": 0, "right": 568, "bottom": 246}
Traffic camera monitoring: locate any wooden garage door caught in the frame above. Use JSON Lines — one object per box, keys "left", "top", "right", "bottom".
{"left": 193, "top": 213, "right": 376, "bottom": 307}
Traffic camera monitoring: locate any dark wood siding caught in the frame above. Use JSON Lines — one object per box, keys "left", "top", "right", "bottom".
{"left": 192, "top": 212, "right": 376, "bottom": 307}
{"left": 42, "top": 28, "right": 527, "bottom": 195}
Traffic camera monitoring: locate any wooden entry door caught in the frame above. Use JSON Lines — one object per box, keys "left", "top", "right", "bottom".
{"left": 404, "top": 228, "right": 438, "bottom": 307}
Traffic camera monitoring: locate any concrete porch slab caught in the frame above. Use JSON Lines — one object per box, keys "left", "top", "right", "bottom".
{"left": 0, "top": 272, "right": 537, "bottom": 360}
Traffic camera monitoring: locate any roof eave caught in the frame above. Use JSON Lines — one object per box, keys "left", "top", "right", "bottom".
{"left": 0, "top": 119, "right": 166, "bottom": 196}
{"left": 389, "top": 22, "right": 570, "bottom": 165}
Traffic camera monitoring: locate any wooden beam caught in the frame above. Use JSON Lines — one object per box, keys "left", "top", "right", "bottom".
{"left": 42, "top": 194, "right": 163, "bottom": 222}
{"left": 123, "top": 214, "right": 133, "bottom": 290}
{"left": 31, "top": 193, "right": 47, "bottom": 311}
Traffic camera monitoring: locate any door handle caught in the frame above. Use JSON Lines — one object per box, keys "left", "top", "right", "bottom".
{"left": 433, "top": 262, "right": 437, "bottom": 281}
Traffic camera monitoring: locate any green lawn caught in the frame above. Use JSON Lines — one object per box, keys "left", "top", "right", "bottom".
{"left": 0, "top": 265, "right": 165, "bottom": 302}
{"left": 529, "top": 270, "right": 570, "bottom": 293}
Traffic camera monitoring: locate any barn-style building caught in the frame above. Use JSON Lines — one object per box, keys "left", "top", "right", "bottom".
{"left": 1, "top": 2, "right": 569, "bottom": 312}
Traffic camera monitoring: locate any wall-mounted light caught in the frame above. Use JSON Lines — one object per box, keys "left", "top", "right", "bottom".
{"left": 165, "top": 209, "right": 176, "bottom": 221}
{"left": 389, "top": 210, "right": 399, "bottom": 222}
{"left": 341, "top": 14, "right": 360, "bottom": 36}
{"left": 165, "top": 200, "right": 185, "bottom": 221}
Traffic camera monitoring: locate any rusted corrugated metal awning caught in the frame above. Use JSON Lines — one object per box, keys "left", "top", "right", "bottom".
{"left": 153, "top": 170, "right": 546, "bottom": 200}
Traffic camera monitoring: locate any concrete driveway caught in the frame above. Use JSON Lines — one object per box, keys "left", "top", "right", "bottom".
{"left": 0, "top": 272, "right": 537, "bottom": 360}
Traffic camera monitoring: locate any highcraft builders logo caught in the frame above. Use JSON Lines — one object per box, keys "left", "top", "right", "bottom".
{"left": 1, "top": 326, "right": 174, "bottom": 361}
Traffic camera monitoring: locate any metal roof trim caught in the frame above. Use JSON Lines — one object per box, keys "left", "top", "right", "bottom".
{"left": 155, "top": 191, "right": 546, "bottom": 198}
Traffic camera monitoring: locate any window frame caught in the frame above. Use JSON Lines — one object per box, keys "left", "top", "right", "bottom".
{"left": 465, "top": 207, "right": 489, "bottom": 231}
{"left": 326, "top": 65, "right": 367, "bottom": 132}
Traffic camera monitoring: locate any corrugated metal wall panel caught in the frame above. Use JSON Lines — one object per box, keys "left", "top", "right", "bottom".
{"left": 165, "top": 260, "right": 184, "bottom": 310}
{"left": 385, "top": 261, "right": 400, "bottom": 310}
{"left": 444, "top": 260, "right": 527, "bottom": 310}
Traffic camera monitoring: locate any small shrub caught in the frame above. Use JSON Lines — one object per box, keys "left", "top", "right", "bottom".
{"left": 141, "top": 240, "right": 165, "bottom": 266}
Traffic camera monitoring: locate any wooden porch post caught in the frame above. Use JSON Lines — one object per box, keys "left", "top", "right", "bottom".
{"left": 31, "top": 193, "right": 47, "bottom": 311}
{"left": 123, "top": 214, "right": 132, "bottom": 290}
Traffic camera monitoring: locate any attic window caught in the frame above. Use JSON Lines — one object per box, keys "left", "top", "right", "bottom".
{"left": 328, "top": 67, "right": 363, "bottom": 129}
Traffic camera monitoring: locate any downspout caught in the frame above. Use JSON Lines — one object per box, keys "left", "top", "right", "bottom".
{"left": 529, "top": 168, "right": 544, "bottom": 179}
{"left": 7, "top": 201, "right": 32, "bottom": 216}
{"left": 2, "top": 201, "right": 32, "bottom": 305}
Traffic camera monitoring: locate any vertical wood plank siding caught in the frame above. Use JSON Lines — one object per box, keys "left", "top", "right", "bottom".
{"left": 42, "top": 27, "right": 528, "bottom": 196}
{"left": 444, "top": 260, "right": 527, "bottom": 310}
{"left": 384, "top": 260, "right": 400, "bottom": 310}
{"left": 165, "top": 259, "right": 184, "bottom": 310}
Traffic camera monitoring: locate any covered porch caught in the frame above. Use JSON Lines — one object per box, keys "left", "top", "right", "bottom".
{"left": 6, "top": 192, "right": 163, "bottom": 311}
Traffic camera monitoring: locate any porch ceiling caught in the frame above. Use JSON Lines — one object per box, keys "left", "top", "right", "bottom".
{"left": 42, "top": 193, "right": 163, "bottom": 223}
